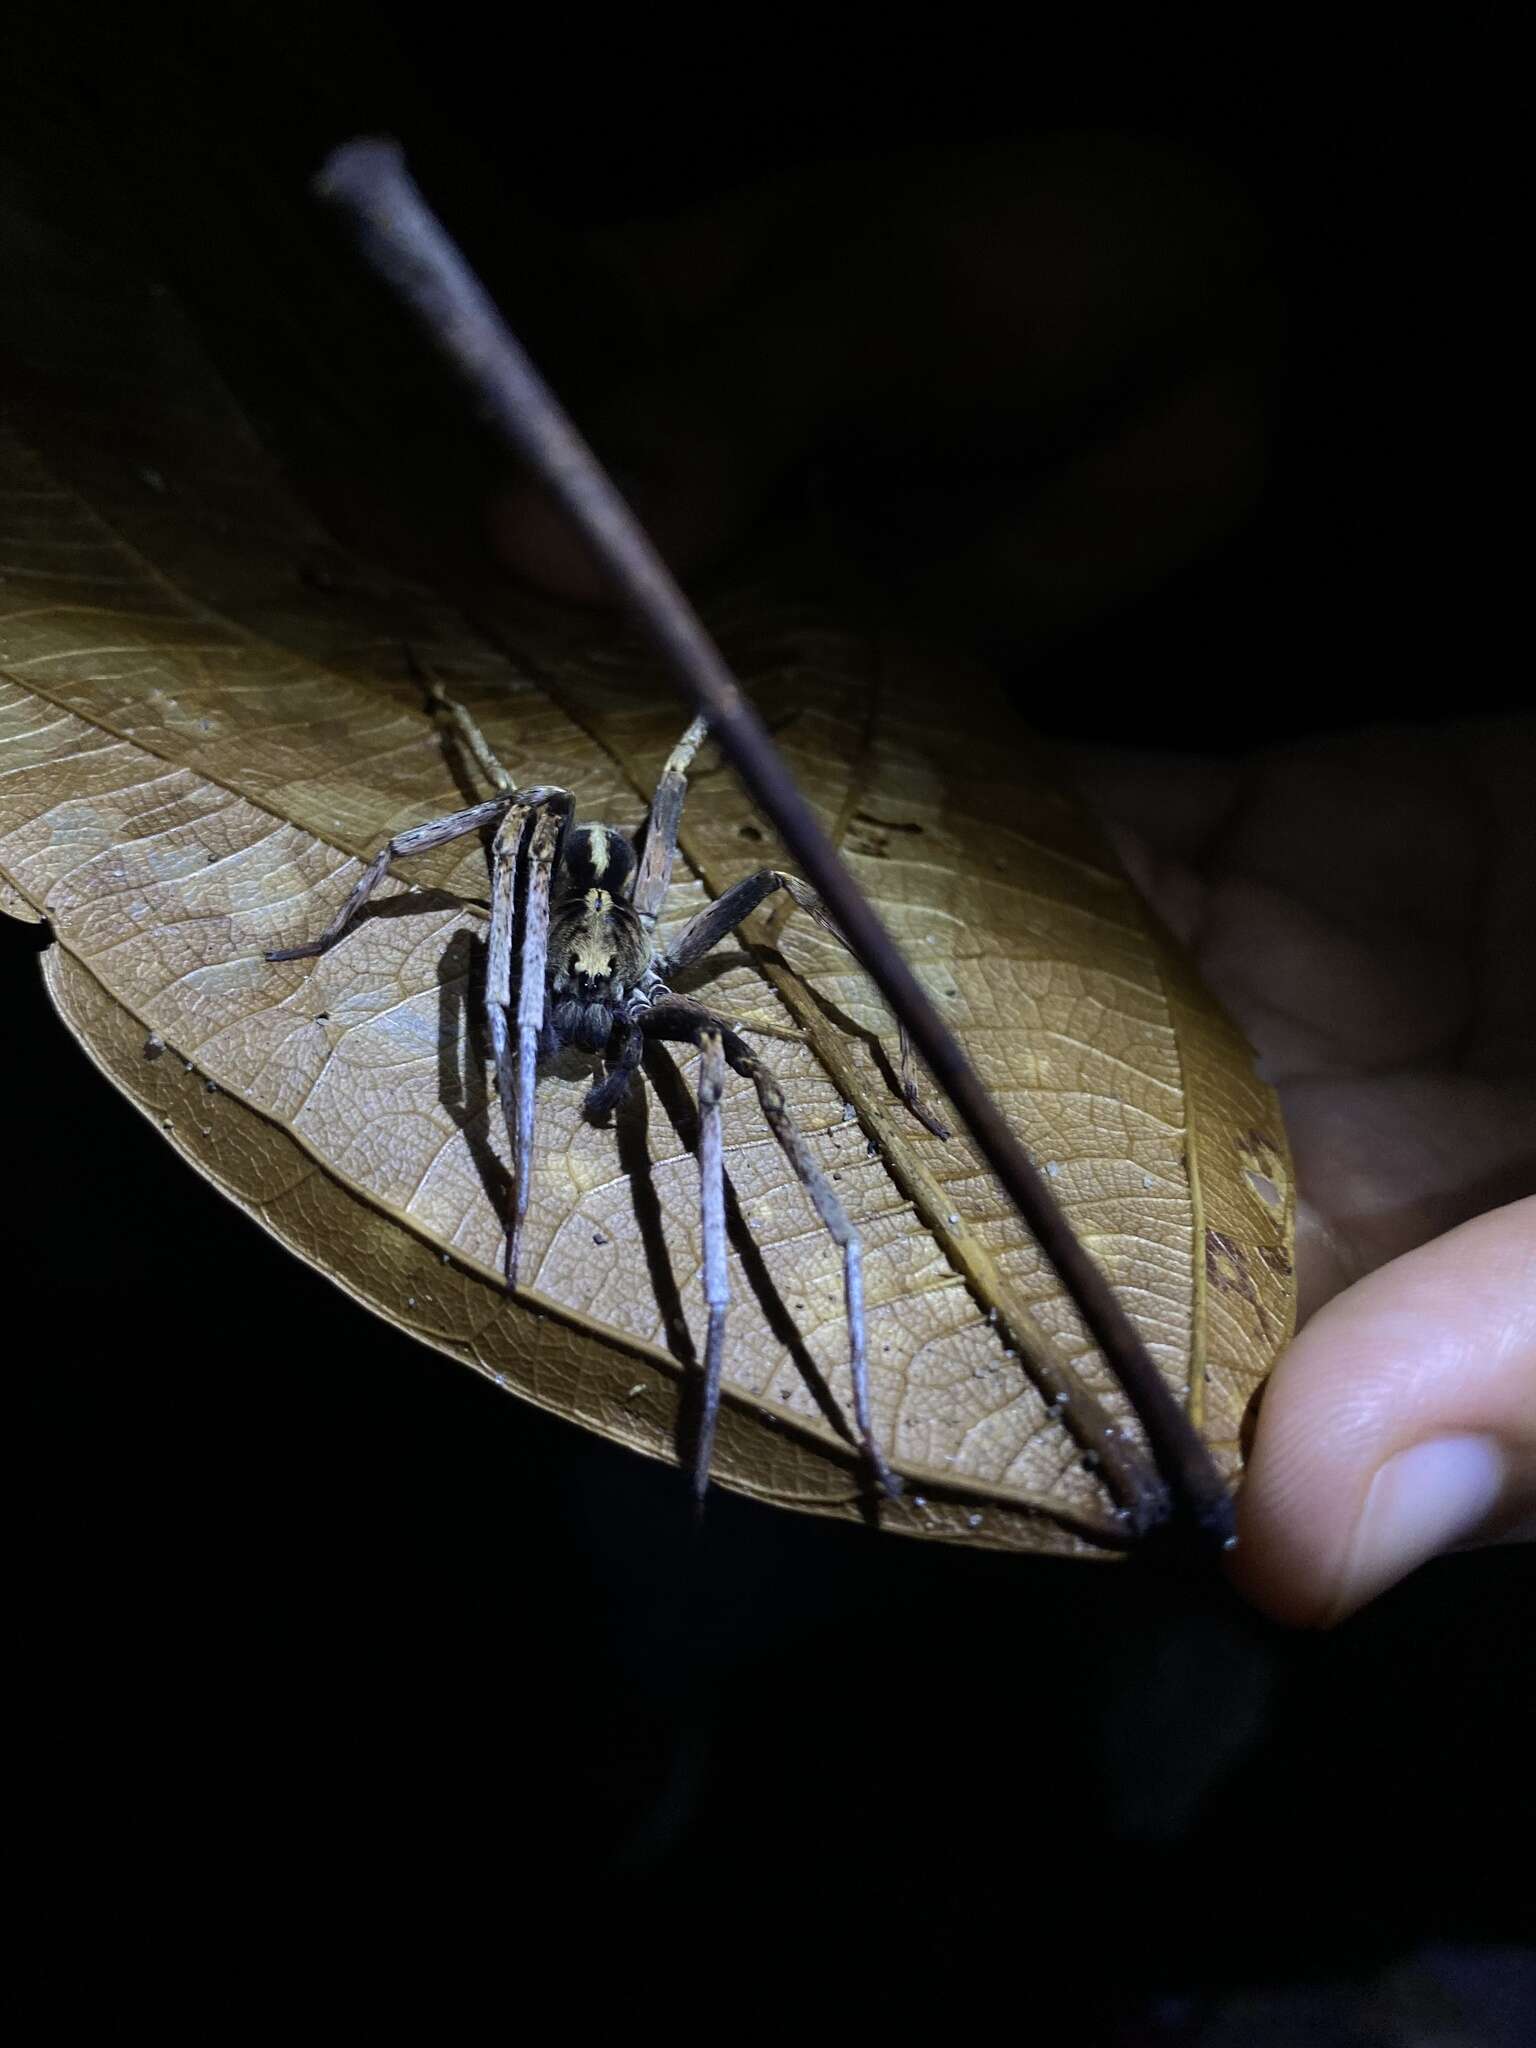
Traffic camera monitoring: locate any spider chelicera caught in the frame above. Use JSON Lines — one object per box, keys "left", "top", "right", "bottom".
{"left": 267, "top": 691, "right": 942, "bottom": 1500}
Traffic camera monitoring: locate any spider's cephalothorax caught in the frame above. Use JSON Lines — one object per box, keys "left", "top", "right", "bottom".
{"left": 547, "top": 825, "right": 650, "bottom": 1054}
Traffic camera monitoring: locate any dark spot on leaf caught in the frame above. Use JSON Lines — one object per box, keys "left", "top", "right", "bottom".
{"left": 1206, "top": 1228, "right": 1250, "bottom": 1293}
{"left": 738, "top": 823, "right": 764, "bottom": 842}
{"left": 1206, "top": 1228, "right": 1273, "bottom": 1342}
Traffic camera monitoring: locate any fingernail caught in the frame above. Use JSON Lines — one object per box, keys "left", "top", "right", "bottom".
{"left": 1329, "top": 1435, "right": 1506, "bottom": 1623}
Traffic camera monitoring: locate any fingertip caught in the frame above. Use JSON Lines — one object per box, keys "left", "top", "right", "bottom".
{"left": 1324, "top": 1434, "right": 1507, "bottom": 1624}
{"left": 1227, "top": 1197, "right": 1536, "bottom": 1627}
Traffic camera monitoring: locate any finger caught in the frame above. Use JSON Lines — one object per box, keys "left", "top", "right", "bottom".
{"left": 1229, "top": 1196, "right": 1536, "bottom": 1627}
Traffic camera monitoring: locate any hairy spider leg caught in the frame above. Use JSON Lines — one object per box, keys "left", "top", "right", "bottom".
{"left": 264, "top": 798, "right": 512, "bottom": 960}
{"left": 583, "top": 1015, "right": 645, "bottom": 1121}
{"left": 264, "top": 765, "right": 573, "bottom": 1290}
{"left": 630, "top": 713, "right": 710, "bottom": 923}
{"left": 486, "top": 791, "right": 574, "bottom": 1288}
{"left": 632, "top": 717, "right": 948, "bottom": 1136}
{"left": 657, "top": 870, "right": 951, "bottom": 1140}
{"left": 643, "top": 996, "right": 901, "bottom": 1501}
{"left": 364, "top": 671, "right": 574, "bottom": 1289}
{"left": 655, "top": 868, "right": 839, "bottom": 976}
{"left": 431, "top": 681, "right": 516, "bottom": 794}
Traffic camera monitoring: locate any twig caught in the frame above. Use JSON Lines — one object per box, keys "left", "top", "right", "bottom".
{"left": 314, "top": 137, "right": 1236, "bottom": 1549}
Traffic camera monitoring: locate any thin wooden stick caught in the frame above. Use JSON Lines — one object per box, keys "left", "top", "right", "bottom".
{"left": 314, "top": 137, "right": 1235, "bottom": 1548}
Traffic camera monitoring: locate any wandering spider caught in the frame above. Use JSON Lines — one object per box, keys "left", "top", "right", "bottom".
{"left": 267, "top": 692, "right": 939, "bottom": 1501}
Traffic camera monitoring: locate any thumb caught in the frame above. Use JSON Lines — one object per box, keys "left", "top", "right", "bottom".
{"left": 1229, "top": 1196, "right": 1536, "bottom": 1626}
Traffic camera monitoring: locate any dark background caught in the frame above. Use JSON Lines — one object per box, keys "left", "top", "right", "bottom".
{"left": 8, "top": 6, "right": 1531, "bottom": 2036}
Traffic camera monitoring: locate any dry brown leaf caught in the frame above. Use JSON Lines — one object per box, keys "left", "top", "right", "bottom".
{"left": 0, "top": 200, "right": 1294, "bottom": 1554}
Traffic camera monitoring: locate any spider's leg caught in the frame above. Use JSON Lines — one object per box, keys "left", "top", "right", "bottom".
{"left": 583, "top": 1015, "right": 645, "bottom": 1122}
{"left": 654, "top": 868, "right": 834, "bottom": 978}
{"left": 403, "top": 645, "right": 519, "bottom": 796}
{"left": 894, "top": 1023, "right": 952, "bottom": 1141}
{"left": 692, "top": 1028, "right": 731, "bottom": 1506}
{"left": 426, "top": 677, "right": 516, "bottom": 793}
{"left": 485, "top": 787, "right": 573, "bottom": 1288}
{"left": 630, "top": 714, "right": 710, "bottom": 922}
{"left": 656, "top": 869, "right": 952, "bottom": 1141}
{"left": 644, "top": 996, "right": 901, "bottom": 1501}
{"left": 265, "top": 798, "right": 511, "bottom": 959}
{"left": 727, "top": 1036, "right": 900, "bottom": 1499}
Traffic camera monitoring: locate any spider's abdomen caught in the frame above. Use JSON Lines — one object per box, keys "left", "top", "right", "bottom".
{"left": 561, "top": 823, "right": 636, "bottom": 895}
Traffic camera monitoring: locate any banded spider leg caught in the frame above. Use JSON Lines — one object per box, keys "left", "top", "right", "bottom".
{"left": 631, "top": 994, "right": 901, "bottom": 1502}
{"left": 611, "top": 723, "right": 931, "bottom": 1499}
{"left": 264, "top": 724, "right": 573, "bottom": 1288}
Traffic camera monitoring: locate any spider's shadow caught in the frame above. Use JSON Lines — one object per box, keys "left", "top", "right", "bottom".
{"left": 436, "top": 926, "right": 509, "bottom": 1224}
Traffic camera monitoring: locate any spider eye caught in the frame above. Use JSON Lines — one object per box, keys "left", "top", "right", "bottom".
{"left": 568, "top": 955, "right": 579, "bottom": 978}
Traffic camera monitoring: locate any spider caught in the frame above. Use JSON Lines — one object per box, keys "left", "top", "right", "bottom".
{"left": 266, "top": 690, "right": 941, "bottom": 1501}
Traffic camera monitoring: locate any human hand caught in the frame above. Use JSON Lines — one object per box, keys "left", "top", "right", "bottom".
{"left": 491, "top": 139, "right": 1534, "bottom": 1618}
{"left": 1076, "top": 730, "right": 1535, "bottom": 1622}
